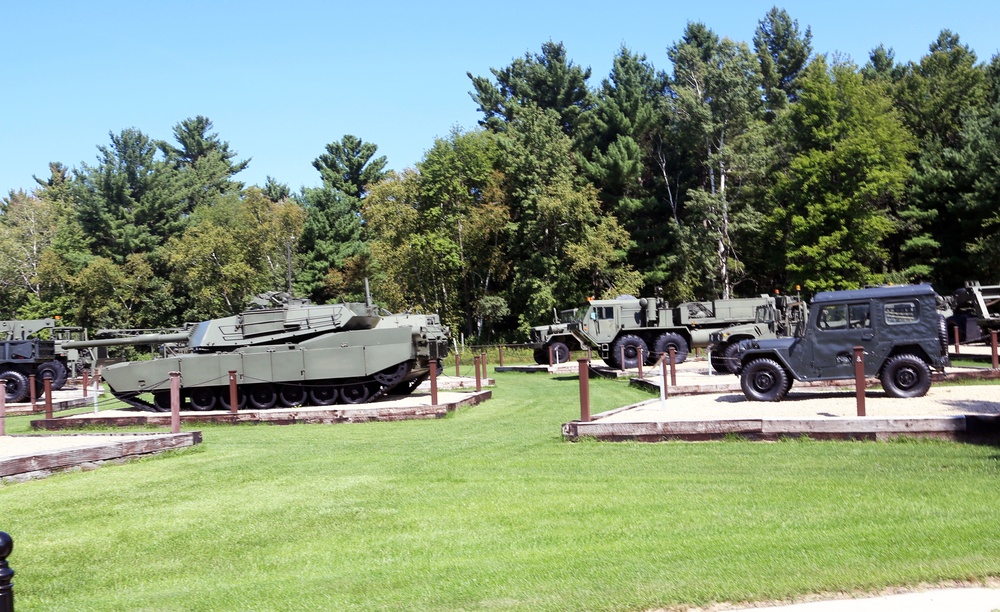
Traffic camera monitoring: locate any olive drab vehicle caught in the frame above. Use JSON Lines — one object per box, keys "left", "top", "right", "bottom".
{"left": 62, "top": 292, "right": 450, "bottom": 412}
{"left": 707, "top": 294, "right": 806, "bottom": 374}
{"left": 0, "top": 318, "right": 94, "bottom": 402}
{"left": 528, "top": 307, "right": 584, "bottom": 364}
{"left": 733, "top": 285, "right": 950, "bottom": 402}
{"left": 946, "top": 281, "right": 1000, "bottom": 343}
{"left": 568, "top": 294, "right": 774, "bottom": 369}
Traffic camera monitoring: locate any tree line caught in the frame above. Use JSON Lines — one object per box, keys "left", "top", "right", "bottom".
{"left": 3, "top": 7, "right": 999, "bottom": 342}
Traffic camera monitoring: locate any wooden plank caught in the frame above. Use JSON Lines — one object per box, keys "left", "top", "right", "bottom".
{"left": 762, "top": 417, "right": 967, "bottom": 434}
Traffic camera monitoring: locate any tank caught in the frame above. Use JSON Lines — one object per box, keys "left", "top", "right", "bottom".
{"left": 63, "top": 293, "right": 450, "bottom": 412}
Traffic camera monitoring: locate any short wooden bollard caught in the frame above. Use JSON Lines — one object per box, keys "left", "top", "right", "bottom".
{"left": 82, "top": 369, "right": 89, "bottom": 397}
{"left": 0, "top": 379, "right": 6, "bottom": 437}
{"left": 637, "top": 348, "right": 644, "bottom": 379}
{"left": 170, "top": 371, "right": 181, "bottom": 434}
{"left": 43, "top": 374, "right": 53, "bottom": 420}
{"left": 549, "top": 345, "right": 555, "bottom": 366}
{"left": 474, "top": 355, "right": 482, "bottom": 392}
{"left": 853, "top": 346, "right": 866, "bottom": 417}
{"left": 480, "top": 351, "right": 486, "bottom": 373}
{"left": 498, "top": 345, "right": 504, "bottom": 367}
{"left": 992, "top": 330, "right": 998, "bottom": 371}
{"left": 29, "top": 374, "right": 36, "bottom": 410}
{"left": 455, "top": 352, "right": 460, "bottom": 377}
{"left": 430, "top": 360, "right": 438, "bottom": 406}
{"left": 668, "top": 347, "right": 677, "bottom": 386}
{"left": 228, "top": 370, "right": 238, "bottom": 414}
{"left": 953, "top": 325, "right": 961, "bottom": 354}
{"left": 0, "top": 531, "right": 13, "bottom": 612}
{"left": 620, "top": 345, "right": 626, "bottom": 371}
{"left": 578, "top": 357, "right": 590, "bottom": 422}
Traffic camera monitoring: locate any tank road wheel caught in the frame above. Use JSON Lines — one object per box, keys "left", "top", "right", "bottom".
{"left": 38, "top": 361, "right": 68, "bottom": 390}
{"left": 549, "top": 341, "right": 571, "bottom": 364}
{"left": 881, "top": 354, "right": 931, "bottom": 398}
{"left": 278, "top": 384, "right": 307, "bottom": 407}
{"left": 218, "top": 386, "right": 246, "bottom": 411}
{"left": 153, "top": 391, "right": 172, "bottom": 412}
{"left": 0, "top": 370, "right": 30, "bottom": 403}
{"left": 189, "top": 387, "right": 218, "bottom": 411}
{"left": 248, "top": 384, "right": 278, "bottom": 410}
{"left": 374, "top": 362, "right": 411, "bottom": 387}
{"left": 309, "top": 384, "right": 339, "bottom": 406}
{"left": 340, "top": 381, "right": 372, "bottom": 404}
{"left": 653, "top": 332, "right": 689, "bottom": 364}
{"left": 610, "top": 334, "right": 648, "bottom": 370}
{"left": 740, "top": 358, "right": 790, "bottom": 402}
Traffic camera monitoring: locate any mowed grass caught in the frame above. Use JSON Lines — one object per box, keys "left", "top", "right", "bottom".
{"left": 2, "top": 371, "right": 999, "bottom": 611}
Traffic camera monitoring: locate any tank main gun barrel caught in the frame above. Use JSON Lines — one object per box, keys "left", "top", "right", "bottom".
{"left": 61, "top": 332, "right": 191, "bottom": 349}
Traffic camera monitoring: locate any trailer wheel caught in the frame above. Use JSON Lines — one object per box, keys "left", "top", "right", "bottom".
{"left": 740, "top": 358, "right": 790, "bottom": 402}
{"left": 0, "top": 370, "right": 29, "bottom": 403}
{"left": 548, "top": 341, "right": 570, "bottom": 364}
{"left": 653, "top": 332, "right": 689, "bottom": 364}
{"left": 38, "top": 361, "right": 68, "bottom": 390}
{"left": 880, "top": 354, "right": 931, "bottom": 398}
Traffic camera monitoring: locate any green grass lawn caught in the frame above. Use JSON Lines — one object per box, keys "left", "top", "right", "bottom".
{"left": 2, "top": 371, "right": 999, "bottom": 611}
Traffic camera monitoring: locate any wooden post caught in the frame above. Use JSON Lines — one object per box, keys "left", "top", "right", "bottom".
{"left": 669, "top": 347, "right": 677, "bottom": 387}
{"left": 0, "top": 378, "right": 6, "bottom": 437}
{"left": 953, "top": 325, "right": 961, "bottom": 355}
{"left": 82, "top": 369, "right": 89, "bottom": 397}
{"left": 480, "top": 351, "right": 486, "bottom": 373}
{"left": 228, "top": 370, "right": 238, "bottom": 414}
{"left": 474, "top": 355, "right": 482, "bottom": 392}
{"left": 853, "top": 346, "right": 866, "bottom": 417}
{"left": 0, "top": 531, "right": 13, "bottom": 612}
{"left": 578, "top": 357, "right": 590, "bottom": 422}
{"left": 660, "top": 356, "right": 668, "bottom": 404}
{"left": 455, "top": 351, "right": 460, "bottom": 377}
{"left": 170, "top": 371, "right": 181, "bottom": 434}
{"left": 43, "top": 374, "right": 53, "bottom": 420}
{"left": 637, "top": 348, "right": 644, "bottom": 379}
{"left": 29, "top": 374, "right": 36, "bottom": 410}
{"left": 498, "top": 345, "right": 504, "bottom": 367}
{"left": 992, "top": 330, "right": 998, "bottom": 371}
{"left": 430, "top": 360, "right": 438, "bottom": 406}
{"left": 549, "top": 345, "right": 554, "bottom": 366}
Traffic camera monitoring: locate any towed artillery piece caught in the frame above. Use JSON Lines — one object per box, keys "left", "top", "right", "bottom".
{"left": 62, "top": 294, "right": 450, "bottom": 412}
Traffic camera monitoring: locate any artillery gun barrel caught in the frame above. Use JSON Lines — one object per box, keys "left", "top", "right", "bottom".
{"left": 61, "top": 332, "right": 191, "bottom": 349}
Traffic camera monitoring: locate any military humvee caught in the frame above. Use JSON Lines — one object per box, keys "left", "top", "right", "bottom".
{"left": 733, "top": 285, "right": 949, "bottom": 401}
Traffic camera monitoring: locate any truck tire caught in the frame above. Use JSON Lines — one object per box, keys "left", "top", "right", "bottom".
{"left": 548, "top": 341, "right": 571, "bottom": 364}
{"left": 880, "top": 354, "right": 931, "bottom": 398}
{"left": 533, "top": 348, "right": 548, "bottom": 365}
{"left": 38, "top": 360, "right": 68, "bottom": 390}
{"left": 611, "top": 334, "right": 648, "bottom": 370}
{"left": 653, "top": 332, "right": 688, "bottom": 364}
{"left": 740, "top": 358, "right": 790, "bottom": 402}
{"left": 711, "top": 342, "right": 741, "bottom": 374}
{"left": 937, "top": 314, "right": 948, "bottom": 354}
{"left": 0, "top": 370, "right": 30, "bottom": 403}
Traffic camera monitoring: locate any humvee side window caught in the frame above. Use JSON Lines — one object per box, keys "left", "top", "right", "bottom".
{"left": 817, "top": 303, "right": 870, "bottom": 330}
{"left": 884, "top": 301, "right": 919, "bottom": 325}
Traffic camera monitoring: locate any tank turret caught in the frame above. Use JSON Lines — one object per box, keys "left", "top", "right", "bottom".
{"left": 64, "top": 295, "right": 450, "bottom": 412}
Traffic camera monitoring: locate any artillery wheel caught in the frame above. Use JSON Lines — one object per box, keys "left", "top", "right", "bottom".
{"left": 309, "top": 384, "right": 338, "bottom": 406}
{"left": 38, "top": 361, "right": 68, "bottom": 390}
{"left": 740, "top": 358, "right": 789, "bottom": 402}
{"left": 611, "top": 334, "right": 648, "bottom": 370}
{"left": 340, "top": 381, "right": 372, "bottom": 404}
{"left": 218, "top": 386, "right": 246, "bottom": 410}
{"left": 278, "top": 384, "right": 307, "bottom": 407}
{"left": 548, "top": 341, "right": 570, "bottom": 364}
{"left": 152, "top": 391, "right": 172, "bottom": 412}
{"left": 248, "top": 384, "right": 278, "bottom": 410}
{"left": 374, "top": 362, "right": 411, "bottom": 387}
{"left": 0, "top": 370, "right": 29, "bottom": 403}
{"left": 653, "top": 332, "right": 689, "bottom": 364}
{"left": 189, "top": 387, "right": 218, "bottom": 411}
{"left": 533, "top": 348, "right": 548, "bottom": 365}
{"left": 881, "top": 354, "right": 931, "bottom": 398}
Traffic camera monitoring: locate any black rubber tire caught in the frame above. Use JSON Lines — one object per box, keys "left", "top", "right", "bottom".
{"left": 740, "top": 358, "right": 790, "bottom": 402}
{"left": 248, "top": 384, "right": 278, "bottom": 410}
{"left": 38, "top": 361, "right": 68, "bottom": 390}
{"left": 0, "top": 370, "right": 29, "bottom": 403}
{"left": 278, "top": 384, "right": 307, "bottom": 407}
{"left": 881, "top": 354, "right": 931, "bottom": 398}
{"left": 189, "top": 387, "right": 218, "bottom": 411}
{"left": 532, "top": 348, "right": 548, "bottom": 365}
{"left": 721, "top": 342, "right": 742, "bottom": 374}
{"left": 309, "top": 384, "right": 338, "bottom": 406}
{"left": 153, "top": 391, "right": 172, "bottom": 412}
{"left": 548, "top": 341, "right": 570, "bottom": 364}
{"left": 340, "top": 382, "right": 371, "bottom": 404}
{"left": 937, "top": 314, "right": 949, "bottom": 354}
{"left": 653, "top": 332, "right": 689, "bottom": 364}
{"left": 611, "top": 334, "right": 649, "bottom": 370}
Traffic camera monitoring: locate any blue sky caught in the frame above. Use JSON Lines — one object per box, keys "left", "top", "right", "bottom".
{"left": 3, "top": 1, "right": 999, "bottom": 197}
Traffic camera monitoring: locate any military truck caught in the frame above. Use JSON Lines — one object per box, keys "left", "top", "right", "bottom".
{"left": 707, "top": 294, "right": 806, "bottom": 373}
{"left": 0, "top": 318, "right": 91, "bottom": 394}
{"left": 733, "top": 285, "right": 949, "bottom": 401}
{"left": 528, "top": 307, "right": 584, "bottom": 364}
{"left": 568, "top": 294, "right": 774, "bottom": 369}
